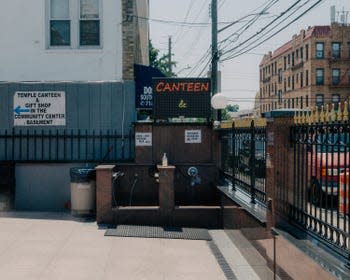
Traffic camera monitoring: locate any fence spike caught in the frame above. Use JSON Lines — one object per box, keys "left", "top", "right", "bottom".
{"left": 307, "top": 110, "right": 312, "bottom": 125}
{"left": 336, "top": 102, "right": 342, "bottom": 121}
{"left": 320, "top": 106, "right": 325, "bottom": 123}
{"left": 301, "top": 110, "right": 306, "bottom": 124}
{"left": 314, "top": 108, "right": 318, "bottom": 123}
{"left": 331, "top": 103, "right": 336, "bottom": 122}
{"left": 343, "top": 102, "right": 349, "bottom": 122}
{"left": 324, "top": 104, "right": 330, "bottom": 123}
{"left": 297, "top": 110, "right": 301, "bottom": 124}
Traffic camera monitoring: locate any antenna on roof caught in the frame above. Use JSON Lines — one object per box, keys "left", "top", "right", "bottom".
{"left": 330, "top": 6, "right": 336, "bottom": 23}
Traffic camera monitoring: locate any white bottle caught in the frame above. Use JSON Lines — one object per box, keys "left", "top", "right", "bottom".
{"left": 162, "top": 153, "right": 168, "bottom": 167}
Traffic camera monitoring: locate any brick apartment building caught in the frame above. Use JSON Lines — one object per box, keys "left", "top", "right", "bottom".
{"left": 259, "top": 23, "right": 350, "bottom": 114}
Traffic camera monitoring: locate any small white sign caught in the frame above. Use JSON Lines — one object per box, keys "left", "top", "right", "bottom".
{"left": 185, "top": 130, "right": 202, "bottom": 144}
{"left": 135, "top": 132, "right": 152, "bottom": 146}
{"left": 13, "top": 91, "right": 66, "bottom": 126}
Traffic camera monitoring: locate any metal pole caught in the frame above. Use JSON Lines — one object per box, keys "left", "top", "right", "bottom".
{"left": 250, "top": 120, "right": 256, "bottom": 204}
{"left": 211, "top": 0, "right": 221, "bottom": 121}
{"left": 273, "top": 234, "right": 276, "bottom": 280}
{"left": 271, "top": 229, "right": 279, "bottom": 280}
{"left": 232, "top": 122, "right": 236, "bottom": 191}
{"left": 168, "top": 36, "right": 172, "bottom": 76}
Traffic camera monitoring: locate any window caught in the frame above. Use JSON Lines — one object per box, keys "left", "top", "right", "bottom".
{"left": 316, "top": 42, "right": 324, "bottom": 58}
{"left": 300, "top": 47, "right": 303, "bottom": 60}
{"left": 284, "top": 79, "right": 286, "bottom": 92}
{"left": 332, "top": 69, "right": 340, "bottom": 85}
{"left": 288, "top": 77, "right": 290, "bottom": 88}
{"left": 48, "top": 0, "right": 101, "bottom": 48}
{"left": 305, "top": 44, "right": 309, "bottom": 60}
{"left": 316, "top": 68, "right": 324, "bottom": 85}
{"left": 288, "top": 54, "right": 290, "bottom": 65}
{"left": 331, "top": 42, "right": 341, "bottom": 58}
{"left": 300, "top": 72, "right": 303, "bottom": 88}
{"left": 296, "top": 50, "right": 299, "bottom": 60}
{"left": 80, "top": 0, "right": 100, "bottom": 46}
{"left": 292, "top": 52, "right": 294, "bottom": 66}
{"left": 278, "top": 69, "right": 282, "bottom": 83}
{"left": 300, "top": 96, "right": 303, "bottom": 109}
{"left": 284, "top": 56, "right": 286, "bottom": 70}
{"left": 332, "top": 94, "right": 340, "bottom": 109}
{"left": 292, "top": 76, "right": 294, "bottom": 90}
{"left": 316, "top": 94, "right": 324, "bottom": 107}
{"left": 50, "top": 0, "right": 71, "bottom": 46}
{"left": 306, "top": 95, "right": 309, "bottom": 107}
{"left": 278, "top": 90, "right": 282, "bottom": 104}
{"left": 306, "top": 70, "right": 309, "bottom": 86}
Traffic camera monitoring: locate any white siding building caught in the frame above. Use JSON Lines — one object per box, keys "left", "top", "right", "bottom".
{"left": 0, "top": 0, "right": 124, "bottom": 82}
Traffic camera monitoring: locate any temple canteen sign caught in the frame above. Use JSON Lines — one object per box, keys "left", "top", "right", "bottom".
{"left": 153, "top": 78, "right": 211, "bottom": 119}
{"left": 13, "top": 91, "right": 66, "bottom": 126}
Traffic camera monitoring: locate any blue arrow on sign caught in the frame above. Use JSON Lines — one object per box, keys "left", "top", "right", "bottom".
{"left": 14, "top": 106, "right": 30, "bottom": 115}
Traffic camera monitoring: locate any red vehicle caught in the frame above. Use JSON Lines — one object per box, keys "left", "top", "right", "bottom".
{"left": 309, "top": 133, "right": 348, "bottom": 205}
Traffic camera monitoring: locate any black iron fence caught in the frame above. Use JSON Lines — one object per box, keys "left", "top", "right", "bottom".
{"left": 220, "top": 119, "right": 267, "bottom": 205}
{"left": 0, "top": 129, "right": 134, "bottom": 163}
{"left": 289, "top": 110, "right": 349, "bottom": 259}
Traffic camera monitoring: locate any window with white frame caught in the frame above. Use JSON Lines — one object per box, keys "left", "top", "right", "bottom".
{"left": 316, "top": 42, "right": 324, "bottom": 59}
{"left": 332, "top": 94, "right": 340, "bottom": 110}
{"left": 48, "top": 0, "right": 101, "bottom": 48}
{"left": 80, "top": 0, "right": 100, "bottom": 46}
{"left": 316, "top": 94, "right": 324, "bottom": 107}
{"left": 332, "top": 68, "right": 340, "bottom": 85}
{"left": 331, "top": 42, "right": 341, "bottom": 58}
{"left": 50, "top": 0, "right": 71, "bottom": 46}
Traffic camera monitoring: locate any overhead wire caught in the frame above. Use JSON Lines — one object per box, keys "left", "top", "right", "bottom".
{"left": 221, "top": 0, "right": 325, "bottom": 61}
{"left": 220, "top": 0, "right": 301, "bottom": 57}
{"left": 188, "top": 0, "right": 277, "bottom": 77}
{"left": 172, "top": 0, "right": 197, "bottom": 43}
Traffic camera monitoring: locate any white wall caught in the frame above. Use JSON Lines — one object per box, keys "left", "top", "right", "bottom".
{"left": 0, "top": 0, "right": 123, "bottom": 82}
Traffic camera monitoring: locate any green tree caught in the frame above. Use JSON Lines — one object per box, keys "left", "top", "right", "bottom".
{"left": 221, "top": 104, "right": 239, "bottom": 120}
{"left": 149, "top": 40, "right": 176, "bottom": 77}
{"left": 226, "top": 104, "right": 239, "bottom": 112}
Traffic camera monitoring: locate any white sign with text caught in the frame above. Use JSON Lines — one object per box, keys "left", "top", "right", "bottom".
{"left": 185, "top": 130, "right": 202, "bottom": 143}
{"left": 135, "top": 132, "right": 152, "bottom": 146}
{"left": 14, "top": 91, "right": 66, "bottom": 126}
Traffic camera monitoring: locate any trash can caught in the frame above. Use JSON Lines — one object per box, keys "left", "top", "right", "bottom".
{"left": 70, "top": 168, "right": 96, "bottom": 216}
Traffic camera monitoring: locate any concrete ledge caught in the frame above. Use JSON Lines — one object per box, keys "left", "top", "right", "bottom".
{"left": 218, "top": 186, "right": 266, "bottom": 225}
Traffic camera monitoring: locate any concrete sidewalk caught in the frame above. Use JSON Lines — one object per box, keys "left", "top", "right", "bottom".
{"left": 0, "top": 212, "right": 227, "bottom": 280}
{"left": 0, "top": 212, "right": 336, "bottom": 280}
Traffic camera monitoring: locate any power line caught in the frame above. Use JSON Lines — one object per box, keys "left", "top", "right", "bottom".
{"left": 220, "top": 0, "right": 303, "bottom": 58}
{"left": 222, "top": 0, "right": 325, "bottom": 61}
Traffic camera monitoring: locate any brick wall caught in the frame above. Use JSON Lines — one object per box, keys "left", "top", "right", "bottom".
{"left": 122, "top": 0, "right": 149, "bottom": 81}
{"left": 122, "top": 0, "right": 135, "bottom": 80}
{"left": 259, "top": 23, "right": 350, "bottom": 113}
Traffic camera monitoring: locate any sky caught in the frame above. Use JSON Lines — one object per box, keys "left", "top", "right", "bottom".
{"left": 149, "top": 0, "right": 350, "bottom": 111}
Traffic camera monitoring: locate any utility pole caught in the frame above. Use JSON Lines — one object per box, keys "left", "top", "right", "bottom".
{"left": 211, "top": 0, "right": 221, "bottom": 120}
{"left": 168, "top": 36, "right": 172, "bottom": 76}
